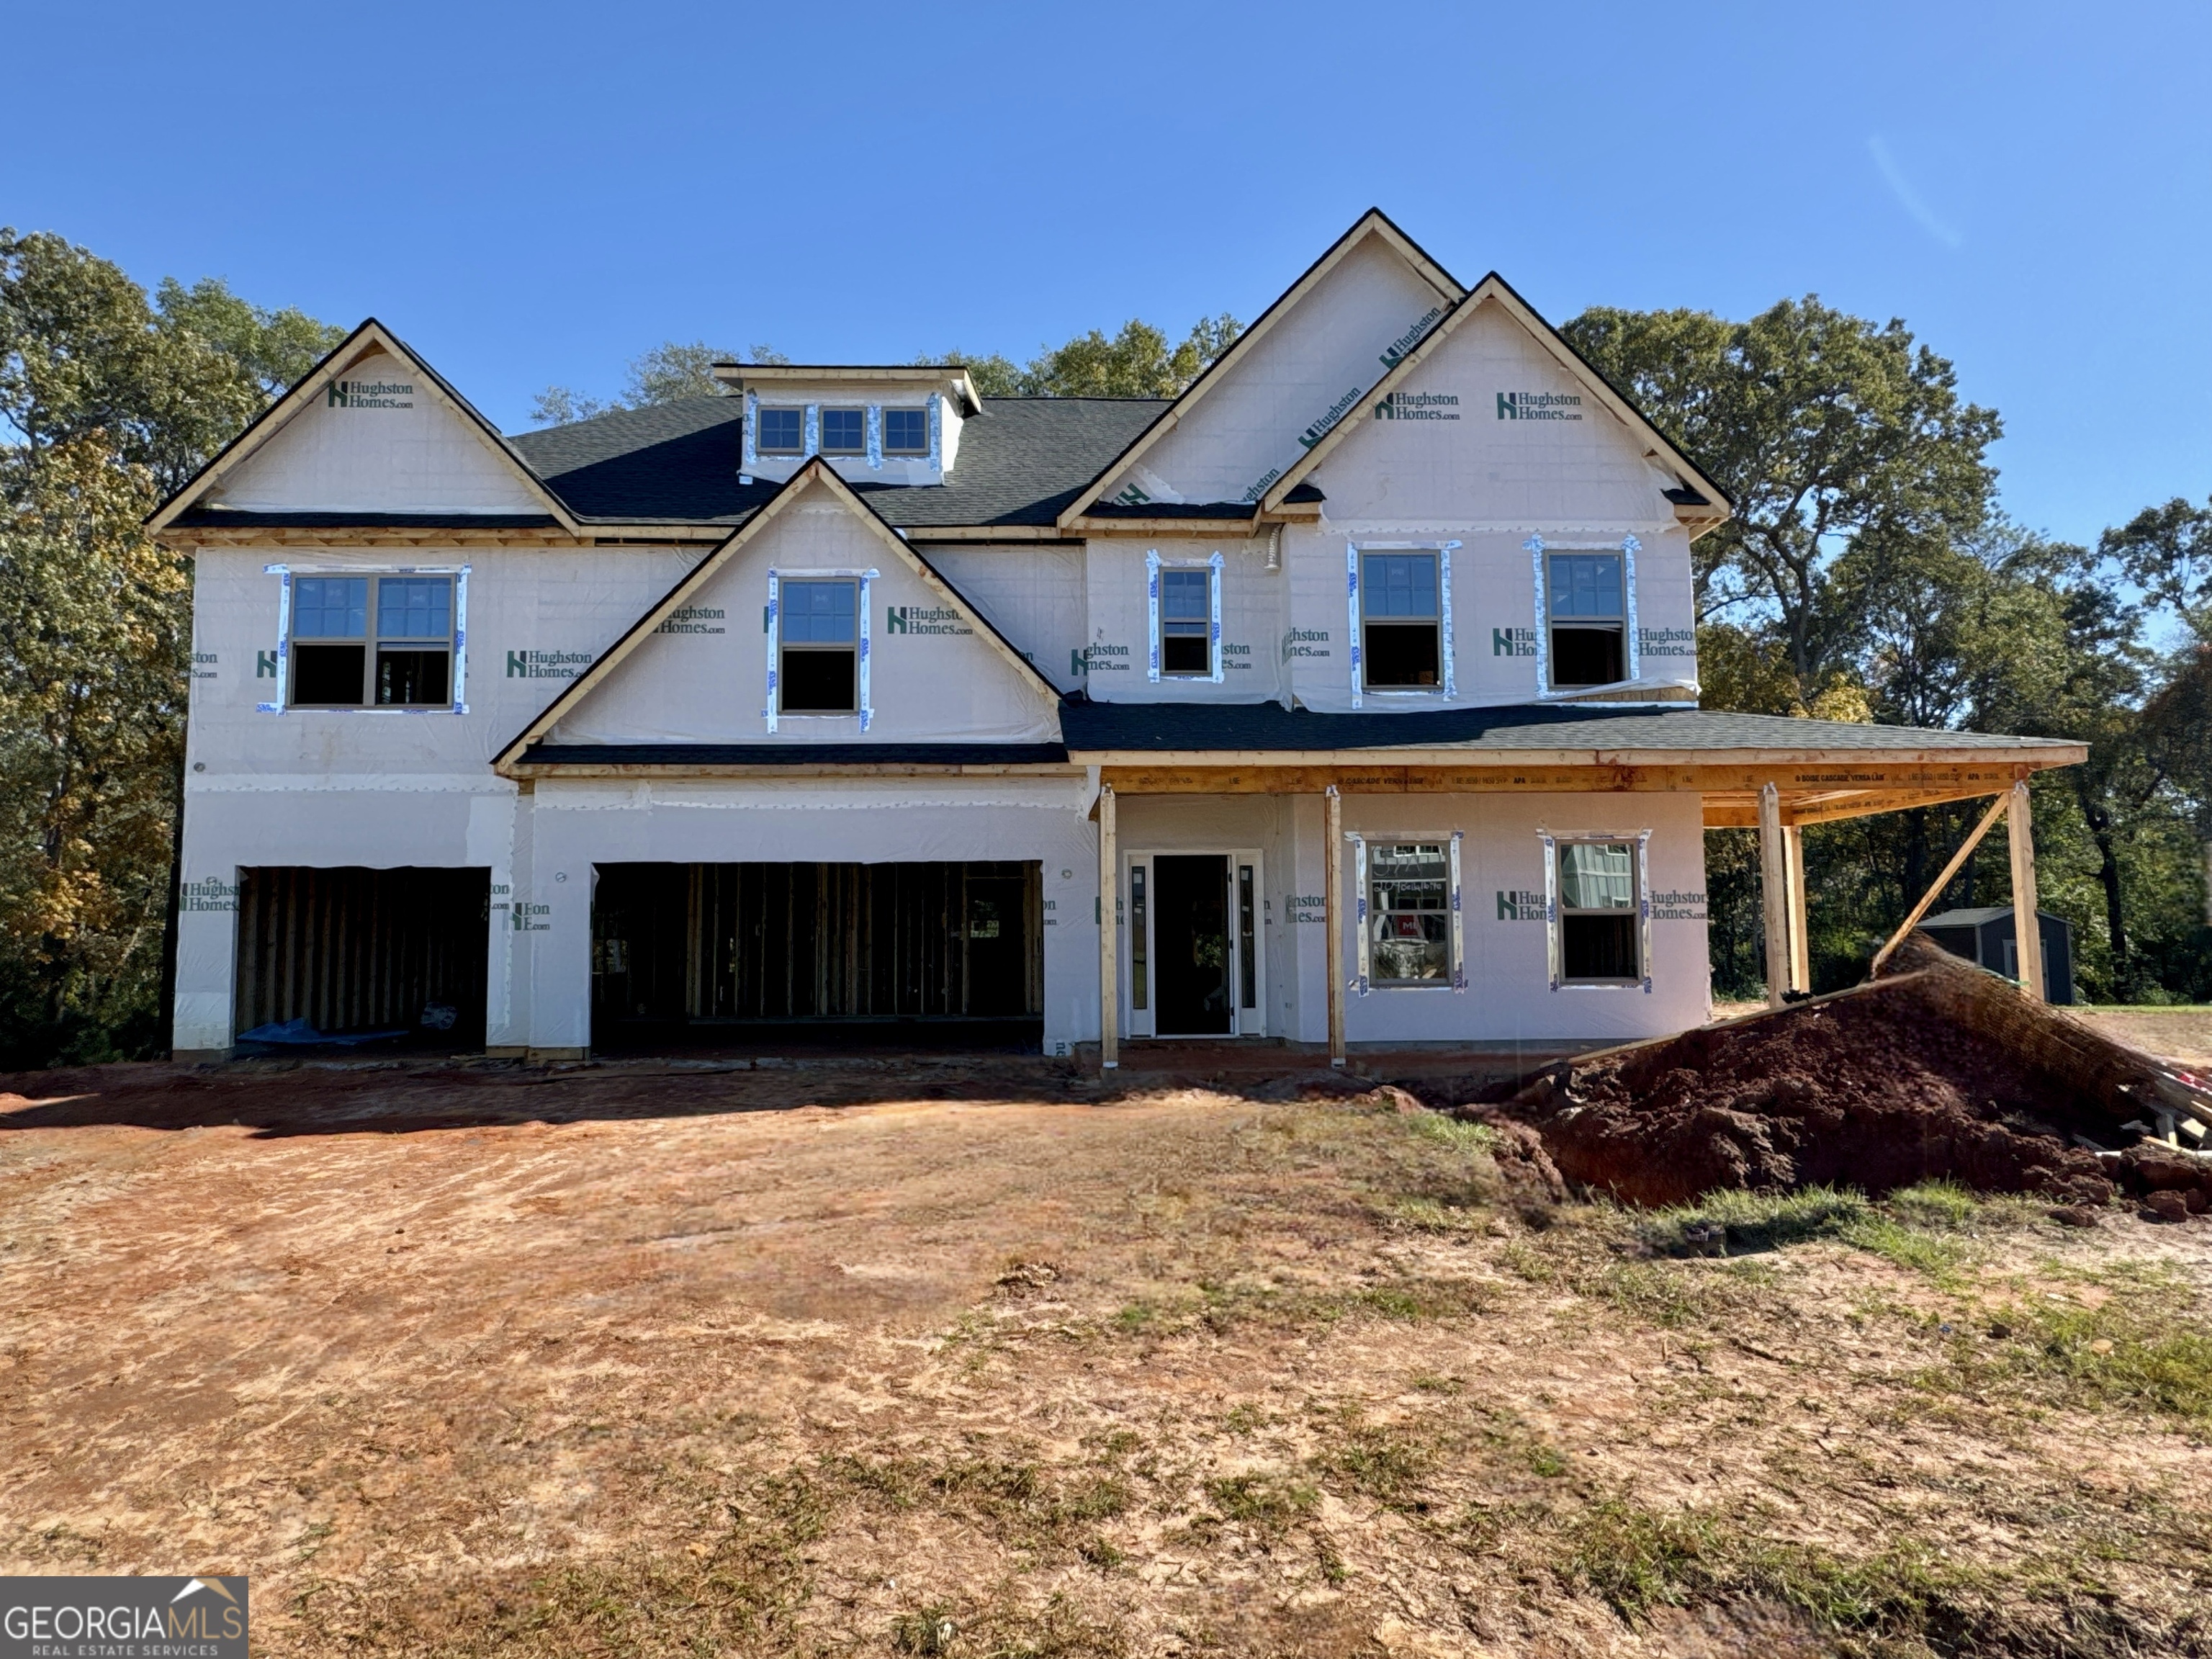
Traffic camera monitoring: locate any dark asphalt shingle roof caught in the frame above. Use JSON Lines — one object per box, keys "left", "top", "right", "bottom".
{"left": 506, "top": 395, "right": 1167, "bottom": 529}
{"left": 1057, "top": 701, "right": 2083, "bottom": 755}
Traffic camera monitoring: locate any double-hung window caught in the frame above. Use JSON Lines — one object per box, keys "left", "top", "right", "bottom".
{"left": 819, "top": 408, "right": 866, "bottom": 455}
{"left": 1558, "top": 840, "right": 1640, "bottom": 981}
{"left": 1548, "top": 552, "right": 1625, "bottom": 688}
{"left": 289, "top": 575, "right": 453, "bottom": 708}
{"left": 1368, "top": 842, "right": 1451, "bottom": 984}
{"left": 884, "top": 408, "right": 929, "bottom": 455}
{"left": 1361, "top": 552, "right": 1440, "bottom": 688}
{"left": 779, "top": 578, "right": 858, "bottom": 713}
{"left": 757, "top": 408, "right": 804, "bottom": 454}
{"left": 1160, "top": 568, "right": 1212, "bottom": 675}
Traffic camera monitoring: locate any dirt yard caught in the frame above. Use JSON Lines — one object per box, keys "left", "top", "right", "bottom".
{"left": 3, "top": 1053, "right": 2210, "bottom": 1657}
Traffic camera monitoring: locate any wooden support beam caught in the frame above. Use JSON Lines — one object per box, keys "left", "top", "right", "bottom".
{"left": 1099, "top": 760, "right": 2054, "bottom": 799}
{"left": 1758, "top": 783, "right": 1791, "bottom": 1010}
{"left": 1097, "top": 783, "right": 1118, "bottom": 1070}
{"left": 1325, "top": 785, "right": 1346, "bottom": 1067}
{"left": 1869, "top": 791, "right": 2010, "bottom": 976}
{"left": 1784, "top": 824, "right": 1810, "bottom": 994}
{"left": 2008, "top": 779, "right": 2046, "bottom": 1001}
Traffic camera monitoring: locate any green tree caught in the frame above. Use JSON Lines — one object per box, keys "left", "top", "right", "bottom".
{"left": 0, "top": 229, "right": 342, "bottom": 1061}
{"left": 529, "top": 339, "right": 777, "bottom": 427}
{"left": 927, "top": 315, "right": 1242, "bottom": 398}
{"left": 1, "top": 230, "right": 341, "bottom": 493}
{"left": 1563, "top": 298, "right": 2002, "bottom": 714}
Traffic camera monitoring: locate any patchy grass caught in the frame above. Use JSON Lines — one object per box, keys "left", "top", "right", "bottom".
{"left": 1961, "top": 1297, "right": 2212, "bottom": 1421}
{"left": 1317, "top": 1422, "right": 1434, "bottom": 1508}
{"left": 1557, "top": 1498, "right": 1963, "bottom": 1636}
{"left": 1201, "top": 1471, "right": 1318, "bottom": 1535}
{"left": 1637, "top": 1186, "right": 1874, "bottom": 1256}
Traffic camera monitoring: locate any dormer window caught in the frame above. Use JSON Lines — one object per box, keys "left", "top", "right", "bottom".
{"left": 820, "top": 408, "right": 866, "bottom": 454}
{"left": 758, "top": 408, "right": 803, "bottom": 454}
{"left": 884, "top": 408, "right": 929, "bottom": 455}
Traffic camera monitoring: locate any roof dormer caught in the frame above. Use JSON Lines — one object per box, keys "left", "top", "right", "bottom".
{"left": 713, "top": 363, "right": 983, "bottom": 488}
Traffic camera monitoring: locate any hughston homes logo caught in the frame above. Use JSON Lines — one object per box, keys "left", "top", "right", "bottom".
{"left": 1496, "top": 390, "right": 1581, "bottom": 421}
{"left": 1378, "top": 307, "right": 1443, "bottom": 369}
{"left": 4, "top": 1574, "right": 248, "bottom": 1656}
{"left": 1373, "top": 391, "right": 1460, "bottom": 421}
{"left": 327, "top": 378, "right": 415, "bottom": 408}
{"left": 886, "top": 605, "right": 971, "bottom": 636}
{"left": 1297, "top": 387, "right": 1364, "bottom": 449}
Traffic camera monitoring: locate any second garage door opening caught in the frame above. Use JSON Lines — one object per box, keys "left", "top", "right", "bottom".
{"left": 591, "top": 860, "right": 1043, "bottom": 1051}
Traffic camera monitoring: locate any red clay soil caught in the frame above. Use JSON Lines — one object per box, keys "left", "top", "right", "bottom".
{"left": 1500, "top": 984, "right": 2212, "bottom": 1214}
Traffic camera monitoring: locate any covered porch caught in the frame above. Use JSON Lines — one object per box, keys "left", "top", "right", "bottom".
{"left": 1065, "top": 703, "right": 2086, "bottom": 1069}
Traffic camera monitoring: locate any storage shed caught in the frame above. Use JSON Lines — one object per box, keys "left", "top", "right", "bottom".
{"left": 1919, "top": 907, "right": 2075, "bottom": 1005}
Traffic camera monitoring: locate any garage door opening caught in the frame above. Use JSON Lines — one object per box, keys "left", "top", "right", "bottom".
{"left": 235, "top": 866, "right": 489, "bottom": 1051}
{"left": 591, "top": 861, "right": 1043, "bottom": 1052}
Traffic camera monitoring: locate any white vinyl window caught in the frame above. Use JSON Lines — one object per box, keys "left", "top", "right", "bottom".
{"left": 1346, "top": 539, "right": 1457, "bottom": 708}
{"left": 261, "top": 564, "right": 469, "bottom": 714}
{"left": 765, "top": 567, "right": 877, "bottom": 731}
{"left": 1528, "top": 534, "right": 1641, "bottom": 694}
{"left": 1346, "top": 831, "right": 1466, "bottom": 994}
{"left": 1541, "top": 830, "right": 1653, "bottom": 992}
{"left": 1146, "top": 549, "right": 1223, "bottom": 683}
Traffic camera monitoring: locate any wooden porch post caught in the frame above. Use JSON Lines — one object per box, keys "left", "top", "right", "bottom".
{"left": 1783, "top": 824, "right": 1810, "bottom": 994}
{"left": 2007, "top": 778, "right": 2046, "bottom": 1002}
{"left": 1758, "top": 783, "right": 1791, "bottom": 1010}
{"left": 1325, "top": 784, "right": 1345, "bottom": 1067}
{"left": 1097, "top": 783, "right": 1118, "bottom": 1069}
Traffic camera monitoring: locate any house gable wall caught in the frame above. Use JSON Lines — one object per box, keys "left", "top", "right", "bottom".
{"left": 544, "top": 482, "right": 1059, "bottom": 747}
{"left": 208, "top": 351, "right": 547, "bottom": 514}
{"left": 1096, "top": 235, "right": 1449, "bottom": 510}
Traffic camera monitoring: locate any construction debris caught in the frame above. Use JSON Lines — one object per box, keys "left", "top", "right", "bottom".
{"left": 1498, "top": 933, "right": 2212, "bottom": 1213}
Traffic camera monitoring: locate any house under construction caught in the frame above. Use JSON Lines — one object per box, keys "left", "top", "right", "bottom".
{"left": 153, "top": 210, "right": 2083, "bottom": 1062}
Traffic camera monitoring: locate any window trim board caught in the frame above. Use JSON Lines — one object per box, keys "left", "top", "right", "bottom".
{"left": 258, "top": 561, "right": 470, "bottom": 715}
{"left": 1539, "top": 827, "right": 1653, "bottom": 993}
{"left": 765, "top": 565, "right": 878, "bottom": 732}
{"left": 1145, "top": 549, "right": 1224, "bottom": 683}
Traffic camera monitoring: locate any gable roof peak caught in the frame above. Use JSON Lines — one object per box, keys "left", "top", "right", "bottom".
{"left": 145, "top": 316, "right": 579, "bottom": 538}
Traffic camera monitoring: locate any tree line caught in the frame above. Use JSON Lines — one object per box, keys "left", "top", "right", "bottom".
{"left": 0, "top": 228, "right": 2204, "bottom": 1064}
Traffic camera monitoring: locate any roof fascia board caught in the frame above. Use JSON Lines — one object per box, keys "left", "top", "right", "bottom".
{"left": 492, "top": 459, "right": 1058, "bottom": 772}
{"left": 1261, "top": 276, "right": 1732, "bottom": 517}
{"left": 1066, "top": 742, "right": 2087, "bottom": 768}
{"left": 1055, "top": 208, "right": 1467, "bottom": 530}
{"left": 714, "top": 363, "right": 983, "bottom": 415}
{"left": 146, "top": 319, "right": 582, "bottom": 536}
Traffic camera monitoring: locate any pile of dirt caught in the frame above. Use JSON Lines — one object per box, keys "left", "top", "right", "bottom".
{"left": 1498, "top": 936, "right": 2212, "bottom": 1214}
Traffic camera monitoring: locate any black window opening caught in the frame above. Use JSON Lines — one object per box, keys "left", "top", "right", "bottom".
{"left": 1369, "top": 842, "right": 1450, "bottom": 984}
{"left": 1160, "top": 567, "right": 1212, "bottom": 675}
{"left": 757, "top": 408, "right": 804, "bottom": 454}
{"left": 884, "top": 407, "right": 929, "bottom": 454}
{"left": 820, "top": 408, "right": 866, "bottom": 454}
{"left": 1548, "top": 552, "right": 1626, "bottom": 688}
{"left": 1361, "top": 552, "right": 1440, "bottom": 688}
{"left": 1559, "top": 840, "right": 1640, "bottom": 982}
{"left": 779, "top": 578, "right": 858, "bottom": 713}
{"left": 289, "top": 574, "right": 453, "bottom": 709}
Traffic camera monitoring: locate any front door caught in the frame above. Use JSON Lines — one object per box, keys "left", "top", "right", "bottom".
{"left": 1152, "top": 854, "right": 1232, "bottom": 1035}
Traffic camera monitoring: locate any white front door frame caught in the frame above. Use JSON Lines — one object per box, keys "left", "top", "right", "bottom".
{"left": 1123, "top": 845, "right": 1264, "bottom": 1040}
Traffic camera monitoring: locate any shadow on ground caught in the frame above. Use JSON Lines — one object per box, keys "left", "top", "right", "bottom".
{"left": 0, "top": 1044, "right": 1573, "bottom": 1138}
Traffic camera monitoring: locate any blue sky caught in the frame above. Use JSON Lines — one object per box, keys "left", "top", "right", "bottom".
{"left": 8, "top": 0, "right": 2206, "bottom": 545}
